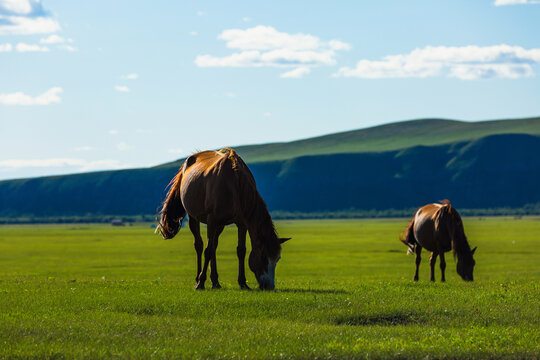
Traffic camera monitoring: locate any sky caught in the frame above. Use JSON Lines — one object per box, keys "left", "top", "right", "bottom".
{"left": 0, "top": 0, "right": 539, "bottom": 180}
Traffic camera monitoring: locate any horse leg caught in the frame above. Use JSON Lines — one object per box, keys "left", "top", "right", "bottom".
{"left": 429, "top": 252, "right": 438, "bottom": 282}
{"left": 414, "top": 245, "right": 422, "bottom": 281}
{"left": 439, "top": 252, "right": 446, "bottom": 282}
{"left": 236, "top": 225, "right": 250, "bottom": 290}
{"left": 195, "top": 221, "right": 224, "bottom": 290}
{"left": 210, "top": 236, "right": 221, "bottom": 289}
{"left": 189, "top": 217, "right": 203, "bottom": 284}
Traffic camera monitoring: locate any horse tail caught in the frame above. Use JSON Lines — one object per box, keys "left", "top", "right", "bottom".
{"left": 157, "top": 168, "right": 186, "bottom": 239}
{"left": 400, "top": 217, "right": 417, "bottom": 254}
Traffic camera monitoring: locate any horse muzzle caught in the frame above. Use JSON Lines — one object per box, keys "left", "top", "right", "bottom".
{"left": 259, "top": 282, "right": 275, "bottom": 291}
{"left": 258, "top": 274, "right": 275, "bottom": 290}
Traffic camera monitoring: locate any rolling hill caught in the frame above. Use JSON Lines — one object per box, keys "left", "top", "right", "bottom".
{"left": 1, "top": 117, "right": 539, "bottom": 221}
{"left": 253, "top": 133, "right": 540, "bottom": 212}
{"left": 159, "top": 116, "right": 540, "bottom": 167}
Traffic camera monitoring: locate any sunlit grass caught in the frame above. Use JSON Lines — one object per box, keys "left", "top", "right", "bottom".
{"left": 0, "top": 218, "right": 539, "bottom": 359}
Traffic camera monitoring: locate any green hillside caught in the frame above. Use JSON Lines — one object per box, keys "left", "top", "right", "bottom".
{"left": 1, "top": 117, "right": 539, "bottom": 221}
{"left": 158, "top": 117, "right": 540, "bottom": 167}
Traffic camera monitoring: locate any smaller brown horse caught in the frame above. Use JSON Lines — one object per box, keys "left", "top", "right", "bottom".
{"left": 401, "top": 200, "right": 477, "bottom": 282}
{"left": 157, "top": 148, "right": 290, "bottom": 290}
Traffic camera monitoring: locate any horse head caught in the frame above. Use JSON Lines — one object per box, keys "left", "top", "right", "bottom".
{"left": 456, "top": 246, "right": 477, "bottom": 281}
{"left": 249, "top": 237, "right": 290, "bottom": 290}
{"left": 438, "top": 201, "right": 477, "bottom": 281}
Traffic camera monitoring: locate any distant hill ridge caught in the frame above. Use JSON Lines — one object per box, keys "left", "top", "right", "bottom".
{"left": 159, "top": 117, "right": 540, "bottom": 167}
{"left": 1, "top": 117, "right": 539, "bottom": 220}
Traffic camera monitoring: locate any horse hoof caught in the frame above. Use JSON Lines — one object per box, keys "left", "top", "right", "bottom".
{"left": 212, "top": 283, "right": 222, "bottom": 289}
{"left": 413, "top": 277, "right": 419, "bottom": 282}
{"left": 194, "top": 283, "right": 205, "bottom": 290}
{"left": 239, "top": 283, "right": 251, "bottom": 290}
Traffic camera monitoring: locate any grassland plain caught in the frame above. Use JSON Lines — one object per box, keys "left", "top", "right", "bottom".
{"left": 0, "top": 218, "right": 539, "bottom": 359}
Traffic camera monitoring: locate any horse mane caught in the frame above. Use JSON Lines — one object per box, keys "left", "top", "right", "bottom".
{"left": 157, "top": 168, "right": 186, "bottom": 239}
{"left": 434, "top": 199, "right": 471, "bottom": 257}
{"left": 223, "top": 148, "right": 281, "bottom": 259}
{"left": 220, "top": 147, "right": 241, "bottom": 170}
{"left": 439, "top": 199, "right": 452, "bottom": 207}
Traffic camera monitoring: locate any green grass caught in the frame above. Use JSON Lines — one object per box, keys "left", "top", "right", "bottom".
{"left": 0, "top": 218, "right": 539, "bottom": 359}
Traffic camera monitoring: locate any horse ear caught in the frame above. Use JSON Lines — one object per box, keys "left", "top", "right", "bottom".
{"left": 471, "top": 246, "right": 477, "bottom": 255}
{"left": 279, "top": 237, "right": 291, "bottom": 244}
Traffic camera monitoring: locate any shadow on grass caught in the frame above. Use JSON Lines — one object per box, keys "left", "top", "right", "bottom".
{"left": 334, "top": 311, "right": 419, "bottom": 326}
{"left": 276, "top": 288, "right": 349, "bottom": 294}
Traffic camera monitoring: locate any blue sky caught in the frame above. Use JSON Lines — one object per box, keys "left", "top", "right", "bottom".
{"left": 0, "top": 0, "right": 539, "bottom": 180}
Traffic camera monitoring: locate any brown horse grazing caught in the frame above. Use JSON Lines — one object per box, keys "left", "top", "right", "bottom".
{"left": 157, "top": 148, "right": 290, "bottom": 290}
{"left": 401, "top": 200, "right": 477, "bottom": 282}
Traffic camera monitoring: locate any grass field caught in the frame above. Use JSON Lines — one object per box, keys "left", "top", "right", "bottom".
{"left": 0, "top": 218, "right": 539, "bottom": 359}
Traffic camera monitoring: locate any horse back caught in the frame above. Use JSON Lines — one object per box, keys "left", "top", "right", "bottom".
{"left": 413, "top": 203, "right": 451, "bottom": 253}
{"left": 180, "top": 150, "right": 241, "bottom": 224}
{"left": 180, "top": 148, "right": 256, "bottom": 224}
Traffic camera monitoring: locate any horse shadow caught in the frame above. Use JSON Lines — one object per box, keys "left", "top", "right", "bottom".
{"left": 275, "top": 288, "right": 349, "bottom": 295}
{"left": 333, "top": 311, "right": 420, "bottom": 326}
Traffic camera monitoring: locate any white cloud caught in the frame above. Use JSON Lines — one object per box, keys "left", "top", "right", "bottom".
{"left": 0, "top": 1, "right": 61, "bottom": 36}
{"left": 242, "top": 17, "right": 252, "bottom": 22}
{"left": 108, "top": 130, "right": 119, "bottom": 135}
{"left": 16, "top": 42, "right": 49, "bottom": 52}
{"left": 328, "top": 40, "right": 352, "bottom": 51}
{"left": 280, "top": 66, "right": 311, "bottom": 78}
{"left": 120, "top": 73, "right": 138, "bottom": 80}
{"left": 335, "top": 44, "right": 540, "bottom": 80}
{"left": 116, "top": 142, "right": 133, "bottom": 151}
{"left": 0, "top": 158, "right": 131, "bottom": 173}
{"left": 263, "top": 112, "right": 271, "bottom": 118}
{"left": 0, "top": 87, "right": 62, "bottom": 105}
{"left": 189, "top": 31, "right": 197, "bottom": 36}
{"left": 0, "top": 158, "right": 83, "bottom": 168}
{"left": 449, "top": 64, "right": 533, "bottom": 79}
{"left": 80, "top": 160, "right": 131, "bottom": 172}
{"left": 40, "top": 34, "right": 64, "bottom": 44}
{"left": 0, "top": 0, "right": 35, "bottom": 15}
{"left": 40, "top": 36, "right": 76, "bottom": 51}
{"left": 114, "top": 85, "right": 130, "bottom": 92}
{"left": 0, "top": 43, "right": 12, "bottom": 51}
{"left": 196, "top": 49, "right": 337, "bottom": 68}
{"left": 58, "top": 44, "right": 77, "bottom": 52}
{"left": 224, "top": 92, "right": 237, "bottom": 98}
{"left": 197, "top": 10, "right": 205, "bottom": 16}
{"left": 219, "top": 26, "right": 324, "bottom": 51}
{"left": 195, "top": 25, "right": 351, "bottom": 77}
{"left": 494, "top": 0, "right": 540, "bottom": 5}
{"left": 0, "top": 15, "right": 60, "bottom": 35}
